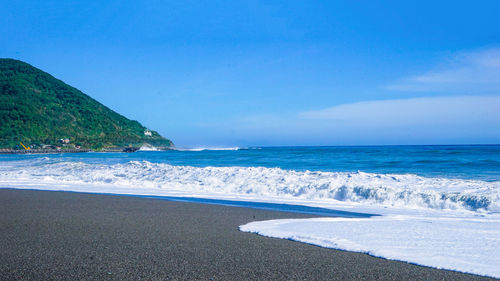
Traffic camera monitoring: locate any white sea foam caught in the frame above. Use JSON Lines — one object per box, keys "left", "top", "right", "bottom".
{"left": 138, "top": 144, "right": 159, "bottom": 151}
{"left": 240, "top": 215, "right": 500, "bottom": 278}
{"left": 0, "top": 160, "right": 498, "bottom": 212}
{"left": 173, "top": 147, "right": 242, "bottom": 151}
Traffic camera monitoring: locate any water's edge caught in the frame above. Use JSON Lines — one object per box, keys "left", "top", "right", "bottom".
{"left": 1, "top": 187, "right": 375, "bottom": 218}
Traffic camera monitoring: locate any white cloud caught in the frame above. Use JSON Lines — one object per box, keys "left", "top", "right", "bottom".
{"left": 387, "top": 48, "right": 500, "bottom": 93}
{"left": 184, "top": 95, "right": 500, "bottom": 145}
{"left": 184, "top": 46, "right": 500, "bottom": 145}
{"left": 300, "top": 95, "right": 500, "bottom": 127}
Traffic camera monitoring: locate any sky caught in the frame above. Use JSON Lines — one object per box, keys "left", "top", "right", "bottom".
{"left": 1, "top": 0, "right": 499, "bottom": 147}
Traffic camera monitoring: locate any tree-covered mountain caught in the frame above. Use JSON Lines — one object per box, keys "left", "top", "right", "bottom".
{"left": 0, "top": 58, "right": 173, "bottom": 149}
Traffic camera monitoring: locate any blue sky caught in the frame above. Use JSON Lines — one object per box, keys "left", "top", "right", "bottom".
{"left": 1, "top": 1, "right": 499, "bottom": 147}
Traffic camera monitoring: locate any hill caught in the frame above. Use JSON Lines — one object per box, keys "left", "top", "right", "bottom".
{"left": 0, "top": 58, "right": 173, "bottom": 150}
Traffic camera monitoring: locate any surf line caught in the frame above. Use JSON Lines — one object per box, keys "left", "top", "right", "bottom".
{"left": 1, "top": 188, "right": 376, "bottom": 218}
{"left": 122, "top": 194, "right": 376, "bottom": 218}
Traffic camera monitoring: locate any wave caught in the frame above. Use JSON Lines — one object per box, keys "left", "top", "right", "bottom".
{"left": 138, "top": 144, "right": 159, "bottom": 151}
{"left": 0, "top": 156, "right": 56, "bottom": 169}
{"left": 1, "top": 160, "right": 499, "bottom": 212}
{"left": 173, "top": 147, "right": 243, "bottom": 151}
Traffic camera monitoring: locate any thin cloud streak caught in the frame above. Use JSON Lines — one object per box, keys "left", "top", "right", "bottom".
{"left": 387, "top": 48, "right": 500, "bottom": 93}
{"left": 300, "top": 95, "right": 500, "bottom": 126}
{"left": 209, "top": 95, "right": 500, "bottom": 145}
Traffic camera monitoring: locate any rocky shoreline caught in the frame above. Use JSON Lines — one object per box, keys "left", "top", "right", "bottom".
{"left": 0, "top": 146, "right": 174, "bottom": 154}
{"left": 0, "top": 148, "right": 91, "bottom": 154}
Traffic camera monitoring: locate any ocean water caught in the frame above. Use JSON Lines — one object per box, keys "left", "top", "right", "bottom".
{"left": 3, "top": 145, "right": 499, "bottom": 179}
{"left": 1, "top": 145, "right": 500, "bottom": 277}
{"left": 1, "top": 145, "right": 499, "bottom": 211}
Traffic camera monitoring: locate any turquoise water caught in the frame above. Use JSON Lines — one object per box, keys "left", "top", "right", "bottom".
{"left": 1, "top": 145, "right": 499, "bottom": 212}
{"left": 2, "top": 145, "right": 499, "bottom": 181}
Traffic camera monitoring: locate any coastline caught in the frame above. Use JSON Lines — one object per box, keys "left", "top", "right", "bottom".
{"left": 0, "top": 188, "right": 496, "bottom": 280}
{"left": 0, "top": 147, "right": 173, "bottom": 154}
{"left": 0, "top": 148, "right": 92, "bottom": 154}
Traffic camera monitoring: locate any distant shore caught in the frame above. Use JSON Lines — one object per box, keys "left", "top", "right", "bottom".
{"left": 0, "top": 148, "right": 92, "bottom": 154}
{"left": 0, "top": 188, "right": 495, "bottom": 281}
{"left": 0, "top": 147, "right": 173, "bottom": 154}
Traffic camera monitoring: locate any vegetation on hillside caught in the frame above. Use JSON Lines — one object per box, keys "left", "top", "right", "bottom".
{"left": 0, "top": 58, "right": 173, "bottom": 149}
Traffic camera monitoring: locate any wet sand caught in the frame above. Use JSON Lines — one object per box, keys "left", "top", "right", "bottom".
{"left": 0, "top": 189, "right": 496, "bottom": 280}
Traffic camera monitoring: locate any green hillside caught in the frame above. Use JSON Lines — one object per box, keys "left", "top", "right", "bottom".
{"left": 0, "top": 58, "right": 173, "bottom": 149}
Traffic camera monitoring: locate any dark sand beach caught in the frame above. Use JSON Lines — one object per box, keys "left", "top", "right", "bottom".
{"left": 0, "top": 189, "right": 496, "bottom": 281}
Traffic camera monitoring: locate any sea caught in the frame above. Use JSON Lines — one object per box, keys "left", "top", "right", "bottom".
{"left": 1, "top": 145, "right": 499, "bottom": 277}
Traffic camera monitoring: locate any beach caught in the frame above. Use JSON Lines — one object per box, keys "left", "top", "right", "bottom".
{"left": 0, "top": 189, "right": 495, "bottom": 281}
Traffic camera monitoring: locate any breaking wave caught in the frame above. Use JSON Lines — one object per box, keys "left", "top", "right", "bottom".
{"left": 173, "top": 147, "right": 243, "bottom": 151}
{"left": 1, "top": 160, "right": 498, "bottom": 212}
{"left": 138, "top": 144, "right": 159, "bottom": 151}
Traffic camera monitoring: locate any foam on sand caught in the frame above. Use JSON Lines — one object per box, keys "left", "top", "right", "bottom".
{"left": 240, "top": 214, "right": 500, "bottom": 278}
